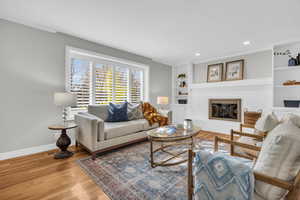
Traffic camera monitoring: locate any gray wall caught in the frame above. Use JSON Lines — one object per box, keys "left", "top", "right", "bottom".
{"left": 0, "top": 19, "right": 172, "bottom": 153}
{"left": 193, "top": 50, "right": 272, "bottom": 83}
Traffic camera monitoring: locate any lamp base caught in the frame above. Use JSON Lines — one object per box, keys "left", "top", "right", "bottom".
{"left": 54, "top": 150, "right": 73, "bottom": 159}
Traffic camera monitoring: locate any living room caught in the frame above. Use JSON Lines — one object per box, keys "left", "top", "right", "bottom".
{"left": 1, "top": 1, "right": 300, "bottom": 200}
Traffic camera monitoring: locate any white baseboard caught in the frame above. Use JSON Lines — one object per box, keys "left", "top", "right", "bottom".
{"left": 0, "top": 141, "right": 75, "bottom": 161}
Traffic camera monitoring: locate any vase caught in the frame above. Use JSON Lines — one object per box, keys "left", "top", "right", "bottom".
{"left": 288, "top": 57, "right": 297, "bottom": 66}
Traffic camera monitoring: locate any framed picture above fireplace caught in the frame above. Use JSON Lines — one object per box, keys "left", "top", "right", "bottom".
{"left": 209, "top": 99, "right": 241, "bottom": 122}
{"left": 207, "top": 63, "right": 223, "bottom": 82}
{"left": 225, "top": 59, "right": 244, "bottom": 81}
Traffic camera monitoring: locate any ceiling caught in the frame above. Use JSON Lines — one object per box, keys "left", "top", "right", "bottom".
{"left": 1, "top": 0, "right": 300, "bottom": 66}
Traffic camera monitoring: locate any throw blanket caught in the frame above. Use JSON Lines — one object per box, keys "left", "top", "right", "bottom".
{"left": 142, "top": 102, "right": 168, "bottom": 126}
{"left": 193, "top": 151, "right": 254, "bottom": 200}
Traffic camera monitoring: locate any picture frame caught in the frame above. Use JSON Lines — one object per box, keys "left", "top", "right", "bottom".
{"left": 225, "top": 59, "right": 244, "bottom": 81}
{"left": 207, "top": 63, "right": 223, "bottom": 82}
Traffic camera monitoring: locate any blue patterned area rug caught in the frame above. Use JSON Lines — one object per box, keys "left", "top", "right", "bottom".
{"left": 77, "top": 139, "right": 227, "bottom": 200}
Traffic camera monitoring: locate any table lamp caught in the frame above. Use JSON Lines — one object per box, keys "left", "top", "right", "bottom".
{"left": 157, "top": 96, "right": 169, "bottom": 110}
{"left": 54, "top": 92, "right": 77, "bottom": 123}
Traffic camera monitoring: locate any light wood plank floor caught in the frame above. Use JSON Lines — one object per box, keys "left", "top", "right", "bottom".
{"left": 0, "top": 131, "right": 298, "bottom": 200}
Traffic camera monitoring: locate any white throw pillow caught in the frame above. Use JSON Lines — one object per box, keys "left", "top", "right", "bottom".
{"left": 254, "top": 120, "right": 300, "bottom": 200}
{"left": 282, "top": 113, "right": 300, "bottom": 128}
{"left": 254, "top": 113, "right": 279, "bottom": 132}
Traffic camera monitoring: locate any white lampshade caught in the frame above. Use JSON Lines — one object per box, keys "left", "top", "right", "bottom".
{"left": 54, "top": 92, "right": 77, "bottom": 107}
{"left": 157, "top": 96, "right": 169, "bottom": 105}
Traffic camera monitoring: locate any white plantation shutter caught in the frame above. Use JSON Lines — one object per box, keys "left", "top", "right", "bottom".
{"left": 130, "top": 69, "right": 143, "bottom": 103}
{"left": 69, "top": 58, "right": 91, "bottom": 108}
{"left": 67, "top": 49, "right": 147, "bottom": 118}
{"left": 115, "top": 66, "right": 129, "bottom": 103}
{"left": 94, "top": 64, "right": 113, "bottom": 104}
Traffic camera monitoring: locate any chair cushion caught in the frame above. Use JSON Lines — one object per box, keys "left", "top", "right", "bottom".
{"left": 104, "top": 119, "right": 145, "bottom": 140}
{"left": 254, "top": 193, "right": 265, "bottom": 200}
{"left": 282, "top": 113, "right": 300, "bottom": 128}
{"left": 255, "top": 113, "right": 279, "bottom": 132}
{"left": 254, "top": 120, "right": 300, "bottom": 200}
{"left": 106, "top": 102, "right": 128, "bottom": 122}
{"left": 127, "top": 102, "right": 144, "bottom": 120}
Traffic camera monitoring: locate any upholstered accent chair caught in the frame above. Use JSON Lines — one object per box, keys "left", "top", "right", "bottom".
{"left": 188, "top": 116, "right": 300, "bottom": 200}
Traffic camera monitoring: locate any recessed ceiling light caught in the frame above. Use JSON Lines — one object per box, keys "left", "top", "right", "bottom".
{"left": 243, "top": 41, "right": 251, "bottom": 45}
{"left": 195, "top": 52, "right": 201, "bottom": 56}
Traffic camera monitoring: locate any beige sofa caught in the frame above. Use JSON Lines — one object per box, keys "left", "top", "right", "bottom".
{"left": 75, "top": 105, "right": 172, "bottom": 159}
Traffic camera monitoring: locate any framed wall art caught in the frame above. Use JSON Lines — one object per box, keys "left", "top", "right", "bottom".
{"left": 225, "top": 59, "right": 244, "bottom": 81}
{"left": 207, "top": 63, "right": 223, "bottom": 82}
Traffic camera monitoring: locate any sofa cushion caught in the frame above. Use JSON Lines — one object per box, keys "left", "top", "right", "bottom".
{"left": 104, "top": 119, "right": 145, "bottom": 140}
{"left": 254, "top": 120, "right": 300, "bottom": 200}
{"left": 127, "top": 102, "right": 144, "bottom": 120}
{"left": 88, "top": 105, "right": 108, "bottom": 120}
{"left": 106, "top": 102, "right": 129, "bottom": 122}
{"left": 255, "top": 113, "right": 279, "bottom": 132}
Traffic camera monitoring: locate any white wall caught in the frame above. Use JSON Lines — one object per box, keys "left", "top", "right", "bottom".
{"left": 0, "top": 19, "right": 172, "bottom": 155}
{"left": 188, "top": 50, "right": 273, "bottom": 134}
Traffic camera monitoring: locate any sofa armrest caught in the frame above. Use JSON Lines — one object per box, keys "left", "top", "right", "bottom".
{"left": 158, "top": 109, "right": 172, "bottom": 124}
{"left": 74, "top": 112, "right": 104, "bottom": 151}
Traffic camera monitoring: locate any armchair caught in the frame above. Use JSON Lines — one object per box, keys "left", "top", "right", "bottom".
{"left": 188, "top": 131, "right": 300, "bottom": 200}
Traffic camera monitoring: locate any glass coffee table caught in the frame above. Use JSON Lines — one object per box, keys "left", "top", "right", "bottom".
{"left": 147, "top": 125, "right": 201, "bottom": 168}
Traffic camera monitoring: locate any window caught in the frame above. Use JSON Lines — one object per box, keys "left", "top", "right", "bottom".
{"left": 66, "top": 47, "right": 148, "bottom": 116}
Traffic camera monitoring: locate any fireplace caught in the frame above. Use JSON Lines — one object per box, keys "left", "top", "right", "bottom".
{"left": 209, "top": 99, "right": 241, "bottom": 122}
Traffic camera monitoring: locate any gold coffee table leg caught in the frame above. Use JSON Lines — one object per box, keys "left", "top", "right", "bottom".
{"left": 149, "top": 136, "right": 194, "bottom": 168}
{"left": 150, "top": 138, "right": 155, "bottom": 168}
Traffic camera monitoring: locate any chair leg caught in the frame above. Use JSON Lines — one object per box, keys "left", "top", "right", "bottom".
{"left": 230, "top": 129, "right": 234, "bottom": 156}
{"left": 214, "top": 136, "right": 218, "bottom": 152}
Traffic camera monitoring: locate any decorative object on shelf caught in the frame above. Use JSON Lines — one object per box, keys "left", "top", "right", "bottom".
{"left": 183, "top": 119, "right": 193, "bottom": 130}
{"left": 157, "top": 96, "right": 169, "bottom": 110}
{"left": 284, "top": 100, "right": 300, "bottom": 108}
{"left": 225, "top": 59, "right": 244, "bottom": 81}
{"left": 179, "top": 80, "right": 187, "bottom": 88}
{"left": 273, "top": 49, "right": 291, "bottom": 56}
{"left": 283, "top": 80, "right": 300, "bottom": 86}
{"left": 288, "top": 57, "right": 298, "bottom": 66}
{"left": 178, "top": 91, "right": 188, "bottom": 95}
{"left": 54, "top": 92, "right": 77, "bottom": 123}
{"left": 177, "top": 73, "right": 186, "bottom": 79}
{"left": 178, "top": 99, "right": 187, "bottom": 104}
{"left": 48, "top": 122, "right": 78, "bottom": 159}
{"left": 207, "top": 63, "right": 223, "bottom": 82}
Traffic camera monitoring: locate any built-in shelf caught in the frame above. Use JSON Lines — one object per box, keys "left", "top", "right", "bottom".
{"left": 275, "top": 85, "right": 300, "bottom": 88}
{"left": 274, "top": 66, "right": 300, "bottom": 71}
{"left": 190, "top": 78, "right": 272, "bottom": 89}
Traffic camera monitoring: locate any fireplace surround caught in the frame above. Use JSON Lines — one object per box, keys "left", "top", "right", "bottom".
{"left": 209, "top": 99, "right": 241, "bottom": 122}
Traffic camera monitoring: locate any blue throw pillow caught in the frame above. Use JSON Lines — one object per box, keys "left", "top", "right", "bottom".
{"left": 106, "top": 102, "right": 129, "bottom": 122}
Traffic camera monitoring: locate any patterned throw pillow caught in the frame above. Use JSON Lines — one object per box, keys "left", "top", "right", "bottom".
{"left": 105, "top": 102, "right": 128, "bottom": 122}
{"left": 127, "top": 102, "right": 144, "bottom": 120}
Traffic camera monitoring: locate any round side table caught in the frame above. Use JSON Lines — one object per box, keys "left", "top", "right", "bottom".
{"left": 48, "top": 122, "right": 78, "bottom": 159}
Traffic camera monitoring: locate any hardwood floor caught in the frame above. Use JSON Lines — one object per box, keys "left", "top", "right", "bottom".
{"left": 0, "top": 131, "right": 298, "bottom": 200}
{"left": 0, "top": 146, "right": 110, "bottom": 200}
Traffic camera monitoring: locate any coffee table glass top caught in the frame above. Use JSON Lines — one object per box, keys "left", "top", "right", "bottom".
{"left": 147, "top": 125, "right": 201, "bottom": 139}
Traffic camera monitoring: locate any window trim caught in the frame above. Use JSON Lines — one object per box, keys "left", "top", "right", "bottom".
{"left": 65, "top": 46, "right": 149, "bottom": 105}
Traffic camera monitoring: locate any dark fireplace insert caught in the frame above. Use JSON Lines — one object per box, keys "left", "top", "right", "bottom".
{"left": 209, "top": 99, "right": 241, "bottom": 122}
